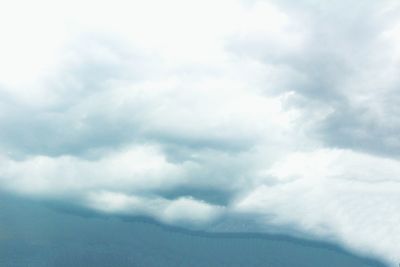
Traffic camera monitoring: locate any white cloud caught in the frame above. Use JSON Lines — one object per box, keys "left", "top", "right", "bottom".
{"left": 235, "top": 149, "right": 400, "bottom": 264}
{"left": 0, "top": 145, "right": 184, "bottom": 196}
{"left": 85, "top": 191, "right": 224, "bottom": 225}
{"left": 0, "top": 0, "right": 400, "bottom": 265}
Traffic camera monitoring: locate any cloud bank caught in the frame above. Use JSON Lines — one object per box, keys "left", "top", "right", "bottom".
{"left": 1, "top": 0, "right": 400, "bottom": 265}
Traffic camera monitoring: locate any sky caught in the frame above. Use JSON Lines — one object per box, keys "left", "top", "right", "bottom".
{"left": 0, "top": 0, "right": 399, "bottom": 265}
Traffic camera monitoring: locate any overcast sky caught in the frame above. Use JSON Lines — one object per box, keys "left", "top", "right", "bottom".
{"left": 1, "top": 0, "right": 400, "bottom": 265}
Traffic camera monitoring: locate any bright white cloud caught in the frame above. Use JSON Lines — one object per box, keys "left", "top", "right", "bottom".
{"left": 235, "top": 149, "right": 400, "bottom": 264}
{"left": 85, "top": 191, "right": 224, "bottom": 225}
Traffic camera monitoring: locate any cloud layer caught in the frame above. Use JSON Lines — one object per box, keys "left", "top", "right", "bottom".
{"left": 1, "top": 0, "right": 400, "bottom": 265}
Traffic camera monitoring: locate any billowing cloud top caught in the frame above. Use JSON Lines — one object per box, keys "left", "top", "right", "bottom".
{"left": 1, "top": 0, "right": 400, "bottom": 265}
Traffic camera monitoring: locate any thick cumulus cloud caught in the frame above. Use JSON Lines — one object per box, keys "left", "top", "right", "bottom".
{"left": 1, "top": 0, "right": 400, "bottom": 265}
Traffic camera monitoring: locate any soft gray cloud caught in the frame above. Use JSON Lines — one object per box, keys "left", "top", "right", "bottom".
{"left": 230, "top": 0, "right": 400, "bottom": 158}
{"left": 0, "top": 0, "right": 400, "bottom": 266}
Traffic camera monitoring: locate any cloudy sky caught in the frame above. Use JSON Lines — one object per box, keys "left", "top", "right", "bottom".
{"left": 1, "top": 0, "right": 400, "bottom": 265}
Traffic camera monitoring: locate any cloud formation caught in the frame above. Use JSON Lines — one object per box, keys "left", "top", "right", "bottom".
{"left": 1, "top": 0, "right": 400, "bottom": 265}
